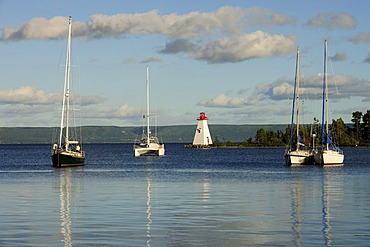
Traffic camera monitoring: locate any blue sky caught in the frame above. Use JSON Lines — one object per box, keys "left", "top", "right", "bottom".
{"left": 0, "top": 0, "right": 369, "bottom": 127}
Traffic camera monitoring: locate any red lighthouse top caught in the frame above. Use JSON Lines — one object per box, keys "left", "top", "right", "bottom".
{"left": 197, "top": 112, "right": 208, "bottom": 120}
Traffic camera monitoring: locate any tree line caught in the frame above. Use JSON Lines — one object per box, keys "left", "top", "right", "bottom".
{"left": 212, "top": 110, "right": 370, "bottom": 147}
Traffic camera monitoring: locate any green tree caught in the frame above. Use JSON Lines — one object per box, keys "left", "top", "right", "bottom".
{"left": 265, "top": 129, "right": 284, "bottom": 146}
{"left": 212, "top": 136, "right": 221, "bottom": 147}
{"left": 226, "top": 139, "right": 233, "bottom": 146}
{"left": 362, "top": 109, "right": 370, "bottom": 144}
{"left": 242, "top": 137, "right": 253, "bottom": 147}
{"left": 255, "top": 128, "right": 267, "bottom": 146}
{"left": 283, "top": 125, "right": 291, "bottom": 146}
{"left": 351, "top": 111, "right": 363, "bottom": 145}
{"left": 331, "top": 118, "right": 352, "bottom": 146}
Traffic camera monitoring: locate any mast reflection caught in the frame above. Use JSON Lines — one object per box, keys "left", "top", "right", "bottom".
{"left": 322, "top": 167, "right": 334, "bottom": 246}
{"left": 291, "top": 168, "right": 303, "bottom": 247}
{"left": 146, "top": 169, "right": 152, "bottom": 247}
{"left": 57, "top": 168, "right": 81, "bottom": 247}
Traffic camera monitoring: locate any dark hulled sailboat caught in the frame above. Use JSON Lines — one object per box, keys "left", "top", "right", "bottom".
{"left": 52, "top": 16, "right": 85, "bottom": 167}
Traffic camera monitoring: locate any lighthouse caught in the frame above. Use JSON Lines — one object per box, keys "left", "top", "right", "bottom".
{"left": 192, "top": 112, "right": 213, "bottom": 147}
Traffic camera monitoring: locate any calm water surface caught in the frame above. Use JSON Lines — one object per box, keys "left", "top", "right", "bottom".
{"left": 0, "top": 144, "right": 369, "bottom": 246}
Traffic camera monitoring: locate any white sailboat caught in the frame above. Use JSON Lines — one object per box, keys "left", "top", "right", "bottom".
{"left": 133, "top": 66, "right": 165, "bottom": 157}
{"left": 313, "top": 40, "right": 344, "bottom": 166}
{"left": 285, "top": 47, "right": 314, "bottom": 165}
{"left": 52, "top": 16, "right": 85, "bottom": 167}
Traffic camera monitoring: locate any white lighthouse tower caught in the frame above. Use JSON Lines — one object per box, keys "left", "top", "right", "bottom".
{"left": 192, "top": 112, "right": 213, "bottom": 147}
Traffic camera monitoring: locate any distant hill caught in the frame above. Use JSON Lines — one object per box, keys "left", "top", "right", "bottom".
{"left": 0, "top": 124, "right": 287, "bottom": 144}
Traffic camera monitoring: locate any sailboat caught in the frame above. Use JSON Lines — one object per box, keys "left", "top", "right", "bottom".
{"left": 313, "top": 40, "right": 344, "bottom": 166}
{"left": 52, "top": 16, "right": 85, "bottom": 167}
{"left": 133, "top": 66, "right": 165, "bottom": 157}
{"left": 285, "top": 47, "right": 314, "bottom": 165}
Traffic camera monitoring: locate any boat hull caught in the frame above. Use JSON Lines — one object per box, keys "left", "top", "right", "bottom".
{"left": 314, "top": 149, "right": 344, "bottom": 166}
{"left": 285, "top": 150, "right": 313, "bottom": 166}
{"left": 134, "top": 144, "right": 165, "bottom": 157}
{"left": 52, "top": 151, "right": 85, "bottom": 167}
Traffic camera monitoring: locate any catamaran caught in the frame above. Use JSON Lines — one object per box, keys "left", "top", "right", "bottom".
{"left": 285, "top": 47, "right": 314, "bottom": 165}
{"left": 313, "top": 40, "right": 344, "bottom": 166}
{"left": 133, "top": 66, "right": 165, "bottom": 157}
{"left": 52, "top": 16, "right": 85, "bottom": 167}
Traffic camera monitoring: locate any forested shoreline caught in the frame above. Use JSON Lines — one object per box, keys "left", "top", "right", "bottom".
{"left": 212, "top": 110, "right": 370, "bottom": 148}
{"left": 0, "top": 110, "right": 368, "bottom": 146}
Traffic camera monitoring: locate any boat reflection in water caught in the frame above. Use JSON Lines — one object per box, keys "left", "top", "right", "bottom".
{"left": 146, "top": 168, "right": 152, "bottom": 247}
{"left": 290, "top": 166, "right": 343, "bottom": 246}
{"left": 56, "top": 168, "right": 82, "bottom": 247}
{"left": 322, "top": 167, "right": 340, "bottom": 246}
{"left": 290, "top": 168, "right": 303, "bottom": 247}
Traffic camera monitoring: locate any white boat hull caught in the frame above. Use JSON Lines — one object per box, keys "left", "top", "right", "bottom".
{"left": 134, "top": 144, "right": 165, "bottom": 157}
{"left": 314, "top": 149, "right": 344, "bottom": 166}
{"left": 285, "top": 150, "right": 313, "bottom": 166}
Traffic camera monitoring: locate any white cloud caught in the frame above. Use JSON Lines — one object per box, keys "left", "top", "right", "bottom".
{"left": 162, "top": 32, "right": 296, "bottom": 63}
{"left": 200, "top": 73, "right": 370, "bottom": 110}
{"left": 194, "top": 32, "right": 296, "bottom": 63}
{"left": 306, "top": 12, "right": 356, "bottom": 30}
{"left": 1, "top": 16, "right": 69, "bottom": 41}
{"left": 0, "top": 86, "right": 58, "bottom": 105}
{"left": 141, "top": 56, "right": 161, "bottom": 63}
{"left": 1, "top": 7, "right": 296, "bottom": 41}
{"left": 0, "top": 86, "right": 105, "bottom": 106}
{"left": 84, "top": 103, "right": 140, "bottom": 119}
{"left": 330, "top": 52, "right": 346, "bottom": 62}
{"left": 348, "top": 32, "right": 370, "bottom": 44}
{"left": 271, "top": 81, "right": 294, "bottom": 98}
{"left": 1, "top": 7, "right": 297, "bottom": 64}
{"left": 257, "top": 74, "right": 370, "bottom": 101}
{"left": 160, "top": 39, "right": 195, "bottom": 54}
{"left": 197, "top": 93, "right": 247, "bottom": 108}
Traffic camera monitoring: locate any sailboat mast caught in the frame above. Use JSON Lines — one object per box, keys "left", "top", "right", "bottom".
{"left": 295, "top": 47, "right": 301, "bottom": 151}
{"left": 321, "top": 39, "right": 328, "bottom": 149}
{"left": 289, "top": 47, "right": 299, "bottom": 151}
{"left": 65, "top": 16, "right": 72, "bottom": 150}
{"left": 324, "top": 40, "right": 330, "bottom": 150}
{"left": 146, "top": 65, "right": 150, "bottom": 145}
{"left": 59, "top": 16, "right": 72, "bottom": 148}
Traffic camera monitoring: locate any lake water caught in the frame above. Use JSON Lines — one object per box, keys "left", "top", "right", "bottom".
{"left": 0, "top": 144, "right": 369, "bottom": 246}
